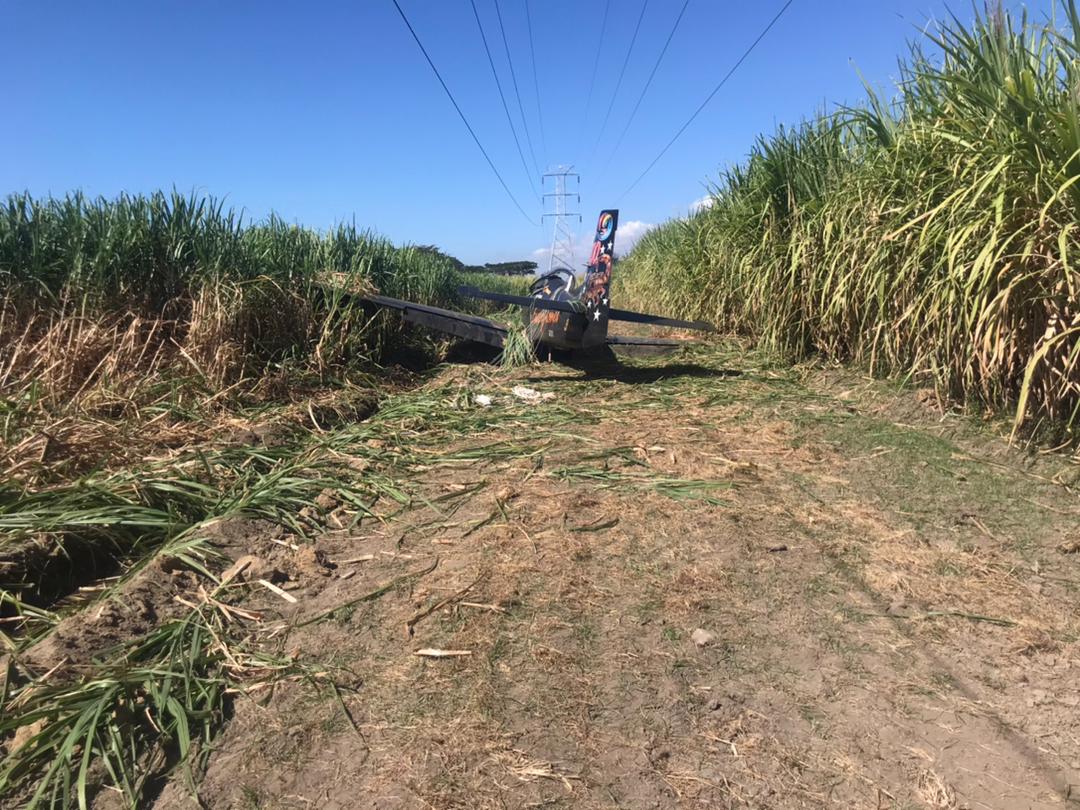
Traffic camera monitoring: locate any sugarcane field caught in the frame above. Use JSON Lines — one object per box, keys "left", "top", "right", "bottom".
{"left": 2, "top": 2, "right": 1080, "bottom": 808}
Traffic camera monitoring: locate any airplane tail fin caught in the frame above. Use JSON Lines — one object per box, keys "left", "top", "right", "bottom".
{"left": 578, "top": 209, "right": 618, "bottom": 347}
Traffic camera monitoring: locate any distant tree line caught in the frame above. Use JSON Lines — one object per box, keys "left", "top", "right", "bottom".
{"left": 413, "top": 247, "right": 537, "bottom": 276}
{"left": 462, "top": 261, "right": 538, "bottom": 276}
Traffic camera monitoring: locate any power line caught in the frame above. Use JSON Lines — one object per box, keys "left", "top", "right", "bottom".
{"left": 598, "top": 0, "right": 691, "bottom": 183}
{"left": 390, "top": 0, "right": 537, "bottom": 225}
{"left": 620, "top": 0, "right": 796, "bottom": 200}
{"left": 581, "top": 0, "right": 612, "bottom": 139}
{"left": 493, "top": 0, "right": 542, "bottom": 179}
{"left": 586, "top": 0, "right": 650, "bottom": 172}
{"left": 523, "top": 0, "right": 547, "bottom": 163}
{"left": 470, "top": 0, "right": 540, "bottom": 201}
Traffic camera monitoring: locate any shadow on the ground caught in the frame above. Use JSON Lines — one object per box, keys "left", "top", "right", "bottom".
{"left": 526, "top": 358, "right": 742, "bottom": 385}
{"left": 444, "top": 341, "right": 502, "bottom": 365}
{"left": 444, "top": 338, "right": 742, "bottom": 385}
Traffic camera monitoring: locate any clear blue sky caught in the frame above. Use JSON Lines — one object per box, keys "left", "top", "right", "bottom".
{"left": 1, "top": 0, "right": 1057, "bottom": 265}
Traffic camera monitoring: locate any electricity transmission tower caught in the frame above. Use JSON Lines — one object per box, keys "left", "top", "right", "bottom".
{"left": 542, "top": 166, "right": 581, "bottom": 274}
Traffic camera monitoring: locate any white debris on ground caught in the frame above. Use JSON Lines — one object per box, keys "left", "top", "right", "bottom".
{"left": 511, "top": 386, "right": 556, "bottom": 403}
{"left": 472, "top": 388, "right": 555, "bottom": 407}
{"left": 691, "top": 628, "right": 716, "bottom": 647}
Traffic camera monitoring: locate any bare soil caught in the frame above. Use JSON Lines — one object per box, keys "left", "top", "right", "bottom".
{"left": 21, "top": 341, "right": 1080, "bottom": 809}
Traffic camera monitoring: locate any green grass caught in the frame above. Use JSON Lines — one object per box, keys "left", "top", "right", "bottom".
{"left": 496, "top": 323, "right": 536, "bottom": 367}
{"left": 0, "top": 191, "right": 463, "bottom": 313}
{"left": 0, "top": 191, "right": 467, "bottom": 389}
{"left": 0, "top": 192, "right": 548, "bottom": 495}
{"left": 0, "top": 601, "right": 302, "bottom": 809}
{"left": 617, "top": 1, "right": 1080, "bottom": 449}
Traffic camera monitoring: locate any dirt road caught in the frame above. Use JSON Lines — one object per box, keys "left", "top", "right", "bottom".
{"left": 145, "top": 342, "right": 1080, "bottom": 809}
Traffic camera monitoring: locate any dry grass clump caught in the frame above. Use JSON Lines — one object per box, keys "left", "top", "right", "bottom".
{"left": 917, "top": 768, "right": 959, "bottom": 809}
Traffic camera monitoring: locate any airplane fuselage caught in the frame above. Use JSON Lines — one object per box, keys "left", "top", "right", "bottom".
{"left": 362, "top": 208, "right": 713, "bottom": 361}
{"left": 525, "top": 209, "right": 618, "bottom": 350}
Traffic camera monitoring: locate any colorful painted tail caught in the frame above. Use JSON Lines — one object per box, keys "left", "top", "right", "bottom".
{"left": 579, "top": 209, "right": 618, "bottom": 347}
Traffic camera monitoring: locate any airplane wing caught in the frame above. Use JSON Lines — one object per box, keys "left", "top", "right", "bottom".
{"left": 362, "top": 288, "right": 714, "bottom": 352}
{"left": 604, "top": 334, "right": 698, "bottom": 356}
{"left": 606, "top": 308, "right": 716, "bottom": 332}
{"left": 458, "top": 286, "right": 715, "bottom": 332}
{"left": 457, "top": 286, "right": 579, "bottom": 314}
{"left": 604, "top": 335, "right": 687, "bottom": 347}
{"left": 365, "top": 294, "right": 508, "bottom": 348}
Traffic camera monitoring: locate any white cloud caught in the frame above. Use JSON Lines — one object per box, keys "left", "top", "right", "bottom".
{"left": 529, "top": 238, "right": 586, "bottom": 274}
{"left": 529, "top": 219, "right": 654, "bottom": 273}
{"left": 690, "top": 194, "right": 715, "bottom": 213}
{"left": 615, "top": 219, "right": 653, "bottom": 254}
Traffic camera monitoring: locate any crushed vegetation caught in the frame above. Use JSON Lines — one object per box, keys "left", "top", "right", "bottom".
{"left": 0, "top": 335, "right": 732, "bottom": 806}
{"left": 151, "top": 344, "right": 1079, "bottom": 809}
{"left": 2, "top": 337, "right": 1078, "bottom": 808}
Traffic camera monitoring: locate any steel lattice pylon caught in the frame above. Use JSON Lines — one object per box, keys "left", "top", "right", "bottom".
{"left": 542, "top": 166, "right": 581, "bottom": 274}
